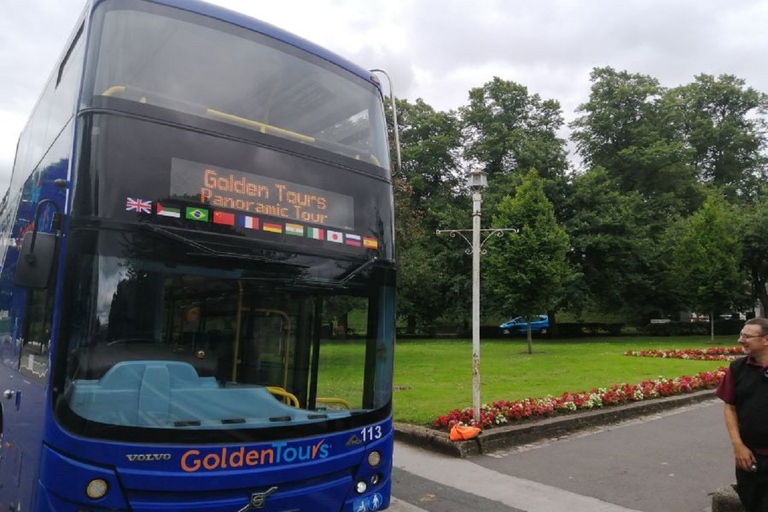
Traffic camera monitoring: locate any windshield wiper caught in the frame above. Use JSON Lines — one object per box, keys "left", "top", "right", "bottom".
{"left": 337, "top": 256, "right": 378, "bottom": 285}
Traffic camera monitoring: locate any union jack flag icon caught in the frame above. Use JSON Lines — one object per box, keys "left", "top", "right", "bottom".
{"left": 126, "top": 197, "right": 152, "bottom": 214}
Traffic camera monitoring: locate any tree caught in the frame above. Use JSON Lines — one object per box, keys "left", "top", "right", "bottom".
{"left": 462, "top": 80, "right": 567, "bottom": 176}
{"left": 663, "top": 74, "right": 768, "bottom": 199}
{"left": 486, "top": 169, "right": 571, "bottom": 353}
{"left": 571, "top": 67, "right": 663, "bottom": 172}
{"left": 669, "top": 196, "right": 745, "bottom": 339}
{"left": 737, "top": 195, "right": 768, "bottom": 316}
{"left": 571, "top": 67, "right": 702, "bottom": 216}
{"left": 395, "top": 98, "right": 463, "bottom": 202}
{"left": 393, "top": 99, "right": 468, "bottom": 333}
{"left": 568, "top": 67, "right": 718, "bottom": 322}
{"left": 460, "top": 77, "right": 569, "bottom": 217}
{"left": 324, "top": 297, "right": 366, "bottom": 339}
{"left": 562, "top": 167, "right": 673, "bottom": 320}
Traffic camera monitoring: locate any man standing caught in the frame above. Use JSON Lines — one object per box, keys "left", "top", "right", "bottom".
{"left": 716, "top": 317, "right": 768, "bottom": 512}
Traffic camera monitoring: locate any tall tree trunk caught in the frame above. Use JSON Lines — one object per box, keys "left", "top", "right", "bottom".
{"left": 335, "top": 313, "right": 348, "bottom": 340}
{"left": 755, "top": 272, "right": 767, "bottom": 318}
{"left": 527, "top": 323, "right": 533, "bottom": 354}
{"left": 547, "top": 310, "right": 557, "bottom": 337}
{"left": 406, "top": 315, "right": 417, "bottom": 334}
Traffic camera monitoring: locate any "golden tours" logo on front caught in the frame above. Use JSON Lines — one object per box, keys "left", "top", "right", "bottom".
{"left": 180, "top": 439, "right": 330, "bottom": 472}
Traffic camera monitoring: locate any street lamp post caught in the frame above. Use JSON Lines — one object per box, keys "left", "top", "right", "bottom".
{"left": 468, "top": 170, "right": 487, "bottom": 421}
{"left": 437, "top": 171, "right": 515, "bottom": 424}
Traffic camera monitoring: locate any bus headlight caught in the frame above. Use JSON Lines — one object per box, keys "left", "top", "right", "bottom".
{"left": 355, "top": 480, "right": 368, "bottom": 494}
{"left": 367, "top": 450, "right": 381, "bottom": 467}
{"left": 85, "top": 479, "right": 108, "bottom": 499}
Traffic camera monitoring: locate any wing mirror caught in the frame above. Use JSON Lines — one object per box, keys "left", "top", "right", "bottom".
{"left": 14, "top": 199, "right": 61, "bottom": 289}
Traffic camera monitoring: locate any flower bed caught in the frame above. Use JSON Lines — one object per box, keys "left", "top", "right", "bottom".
{"left": 624, "top": 347, "right": 743, "bottom": 361}
{"left": 432, "top": 368, "right": 727, "bottom": 430}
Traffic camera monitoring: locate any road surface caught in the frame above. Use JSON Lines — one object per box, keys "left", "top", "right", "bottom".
{"left": 390, "top": 399, "right": 734, "bottom": 512}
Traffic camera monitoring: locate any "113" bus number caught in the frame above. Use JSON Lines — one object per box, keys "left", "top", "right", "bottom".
{"left": 360, "top": 425, "right": 382, "bottom": 442}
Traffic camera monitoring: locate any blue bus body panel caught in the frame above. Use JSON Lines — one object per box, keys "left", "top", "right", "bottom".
{"left": 0, "top": 373, "right": 46, "bottom": 511}
{"left": 0, "top": 135, "right": 71, "bottom": 511}
{"left": 36, "top": 417, "right": 393, "bottom": 511}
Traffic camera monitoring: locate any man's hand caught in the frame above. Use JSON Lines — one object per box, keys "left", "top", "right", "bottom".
{"left": 724, "top": 404, "right": 757, "bottom": 471}
{"left": 733, "top": 441, "right": 756, "bottom": 472}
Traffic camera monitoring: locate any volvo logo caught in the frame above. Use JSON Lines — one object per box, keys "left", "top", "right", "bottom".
{"left": 346, "top": 434, "right": 363, "bottom": 447}
{"left": 125, "top": 453, "right": 172, "bottom": 462}
{"left": 237, "top": 487, "right": 278, "bottom": 512}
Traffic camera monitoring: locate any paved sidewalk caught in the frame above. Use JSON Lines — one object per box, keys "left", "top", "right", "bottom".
{"left": 394, "top": 441, "right": 643, "bottom": 512}
{"left": 390, "top": 399, "right": 735, "bottom": 512}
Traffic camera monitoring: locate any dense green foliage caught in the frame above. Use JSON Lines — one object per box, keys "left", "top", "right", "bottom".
{"left": 393, "top": 69, "right": 767, "bottom": 332}
{"left": 669, "top": 196, "right": 744, "bottom": 339}
{"left": 487, "top": 170, "right": 570, "bottom": 352}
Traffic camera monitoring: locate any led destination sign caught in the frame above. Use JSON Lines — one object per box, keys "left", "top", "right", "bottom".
{"left": 171, "top": 158, "right": 354, "bottom": 230}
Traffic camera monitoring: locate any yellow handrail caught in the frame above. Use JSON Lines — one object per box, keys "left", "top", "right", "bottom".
{"left": 101, "top": 85, "right": 126, "bottom": 97}
{"left": 206, "top": 109, "right": 315, "bottom": 143}
{"left": 99, "top": 88, "right": 379, "bottom": 166}
{"left": 267, "top": 386, "right": 299, "bottom": 407}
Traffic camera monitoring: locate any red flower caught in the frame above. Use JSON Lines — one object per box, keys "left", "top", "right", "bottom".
{"left": 431, "top": 366, "right": 728, "bottom": 431}
{"left": 625, "top": 347, "right": 743, "bottom": 361}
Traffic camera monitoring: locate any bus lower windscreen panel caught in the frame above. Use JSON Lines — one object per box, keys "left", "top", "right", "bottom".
{"left": 59, "top": 228, "right": 394, "bottom": 433}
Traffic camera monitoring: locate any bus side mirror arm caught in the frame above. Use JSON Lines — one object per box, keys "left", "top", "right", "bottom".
{"left": 14, "top": 199, "right": 62, "bottom": 289}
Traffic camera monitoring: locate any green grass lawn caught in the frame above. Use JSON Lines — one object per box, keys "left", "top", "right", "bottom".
{"left": 390, "top": 336, "right": 737, "bottom": 425}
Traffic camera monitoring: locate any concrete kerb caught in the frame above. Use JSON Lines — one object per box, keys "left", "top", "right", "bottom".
{"left": 393, "top": 388, "right": 718, "bottom": 458}
{"left": 710, "top": 484, "right": 744, "bottom": 512}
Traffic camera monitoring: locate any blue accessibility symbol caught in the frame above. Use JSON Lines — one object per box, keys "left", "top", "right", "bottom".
{"left": 354, "top": 499, "right": 367, "bottom": 512}
{"left": 369, "top": 493, "right": 384, "bottom": 511}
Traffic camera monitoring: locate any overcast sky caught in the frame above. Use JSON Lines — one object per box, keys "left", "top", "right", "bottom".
{"left": 2, "top": 0, "right": 768, "bottom": 191}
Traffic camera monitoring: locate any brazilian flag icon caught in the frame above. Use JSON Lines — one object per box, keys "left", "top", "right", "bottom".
{"left": 185, "top": 207, "right": 209, "bottom": 222}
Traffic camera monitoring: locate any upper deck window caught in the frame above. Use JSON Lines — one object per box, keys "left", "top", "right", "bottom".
{"left": 84, "top": 0, "right": 390, "bottom": 170}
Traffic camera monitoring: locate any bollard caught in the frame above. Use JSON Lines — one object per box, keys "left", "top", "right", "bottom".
{"left": 711, "top": 484, "right": 744, "bottom": 512}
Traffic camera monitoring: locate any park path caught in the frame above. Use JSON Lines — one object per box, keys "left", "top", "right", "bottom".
{"left": 390, "top": 398, "right": 734, "bottom": 512}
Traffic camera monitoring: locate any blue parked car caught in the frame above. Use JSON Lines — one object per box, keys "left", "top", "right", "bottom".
{"left": 500, "top": 315, "right": 549, "bottom": 335}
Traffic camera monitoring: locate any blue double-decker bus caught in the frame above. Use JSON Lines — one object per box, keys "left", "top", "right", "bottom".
{"left": 0, "top": 1, "right": 396, "bottom": 511}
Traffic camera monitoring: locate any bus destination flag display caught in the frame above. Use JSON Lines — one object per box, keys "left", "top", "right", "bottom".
{"left": 170, "top": 158, "right": 354, "bottom": 230}
{"left": 124, "top": 196, "right": 380, "bottom": 251}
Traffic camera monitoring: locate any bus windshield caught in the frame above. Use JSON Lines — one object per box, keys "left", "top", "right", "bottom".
{"left": 84, "top": 0, "right": 390, "bottom": 169}
{"left": 58, "top": 229, "right": 394, "bottom": 436}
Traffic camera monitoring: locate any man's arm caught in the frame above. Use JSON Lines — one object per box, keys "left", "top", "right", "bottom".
{"left": 723, "top": 403, "right": 755, "bottom": 471}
